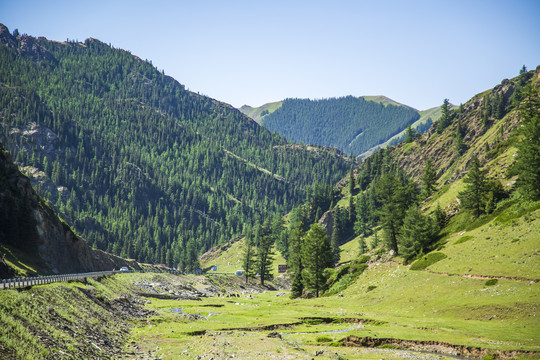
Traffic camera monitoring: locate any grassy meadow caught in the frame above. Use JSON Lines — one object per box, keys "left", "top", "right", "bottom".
{"left": 128, "top": 204, "right": 540, "bottom": 359}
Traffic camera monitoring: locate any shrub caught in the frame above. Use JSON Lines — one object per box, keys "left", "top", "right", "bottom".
{"left": 484, "top": 279, "right": 498, "bottom": 286}
{"left": 324, "top": 263, "right": 367, "bottom": 296}
{"left": 357, "top": 255, "right": 371, "bottom": 264}
{"left": 316, "top": 336, "right": 333, "bottom": 343}
{"left": 409, "top": 252, "right": 447, "bottom": 271}
{"left": 367, "top": 285, "right": 377, "bottom": 292}
{"left": 454, "top": 235, "right": 473, "bottom": 245}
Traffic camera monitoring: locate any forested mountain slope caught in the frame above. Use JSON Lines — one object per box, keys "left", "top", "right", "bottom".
{"left": 345, "top": 66, "right": 539, "bottom": 261}
{"left": 242, "top": 65, "right": 539, "bottom": 299}
{"left": 0, "top": 24, "right": 352, "bottom": 270}
{"left": 240, "top": 96, "right": 430, "bottom": 155}
{"left": 0, "top": 143, "right": 136, "bottom": 277}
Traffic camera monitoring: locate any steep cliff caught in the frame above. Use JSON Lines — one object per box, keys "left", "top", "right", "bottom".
{"left": 0, "top": 143, "right": 137, "bottom": 277}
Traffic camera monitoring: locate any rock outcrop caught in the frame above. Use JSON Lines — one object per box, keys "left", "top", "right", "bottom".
{"left": 0, "top": 23, "right": 57, "bottom": 65}
{"left": 0, "top": 143, "right": 137, "bottom": 276}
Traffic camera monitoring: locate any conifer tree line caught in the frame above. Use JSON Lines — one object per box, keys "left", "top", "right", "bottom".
{"left": 0, "top": 27, "right": 352, "bottom": 270}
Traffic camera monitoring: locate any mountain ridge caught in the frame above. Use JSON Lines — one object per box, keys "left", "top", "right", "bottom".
{"left": 0, "top": 24, "right": 352, "bottom": 271}
{"left": 240, "top": 95, "right": 447, "bottom": 156}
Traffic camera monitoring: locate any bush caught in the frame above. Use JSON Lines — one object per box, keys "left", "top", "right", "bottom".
{"left": 316, "top": 336, "right": 333, "bottom": 343}
{"left": 367, "top": 285, "right": 377, "bottom": 292}
{"left": 484, "top": 279, "right": 498, "bottom": 286}
{"left": 324, "top": 262, "right": 368, "bottom": 296}
{"left": 454, "top": 235, "right": 473, "bottom": 245}
{"left": 357, "top": 255, "right": 371, "bottom": 264}
{"left": 375, "top": 248, "right": 386, "bottom": 256}
{"left": 409, "top": 252, "right": 447, "bottom": 271}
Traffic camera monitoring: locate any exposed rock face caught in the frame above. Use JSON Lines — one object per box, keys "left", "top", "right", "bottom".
{"left": 10, "top": 122, "right": 59, "bottom": 157}
{"left": 0, "top": 24, "right": 57, "bottom": 65}
{"left": 18, "top": 35, "right": 57, "bottom": 64}
{"left": 0, "top": 143, "right": 137, "bottom": 275}
{"left": 318, "top": 210, "right": 334, "bottom": 239}
{"left": 0, "top": 24, "right": 17, "bottom": 49}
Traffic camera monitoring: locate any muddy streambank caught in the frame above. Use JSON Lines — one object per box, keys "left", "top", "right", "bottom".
{"left": 341, "top": 335, "right": 539, "bottom": 360}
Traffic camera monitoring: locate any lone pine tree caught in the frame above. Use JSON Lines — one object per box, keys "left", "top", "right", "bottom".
{"left": 459, "top": 156, "right": 487, "bottom": 217}
{"left": 301, "top": 223, "right": 333, "bottom": 297}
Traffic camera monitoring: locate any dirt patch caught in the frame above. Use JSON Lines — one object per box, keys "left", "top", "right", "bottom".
{"left": 427, "top": 270, "right": 540, "bottom": 283}
{"left": 184, "top": 316, "right": 385, "bottom": 335}
{"left": 340, "top": 335, "right": 539, "bottom": 359}
{"left": 301, "top": 316, "right": 386, "bottom": 325}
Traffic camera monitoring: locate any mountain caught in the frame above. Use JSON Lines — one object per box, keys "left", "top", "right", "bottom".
{"left": 0, "top": 143, "right": 136, "bottom": 277}
{"left": 240, "top": 96, "right": 448, "bottom": 157}
{"left": 0, "top": 24, "right": 353, "bottom": 270}
{"left": 282, "top": 65, "right": 540, "bottom": 279}
{"left": 216, "top": 66, "right": 540, "bottom": 295}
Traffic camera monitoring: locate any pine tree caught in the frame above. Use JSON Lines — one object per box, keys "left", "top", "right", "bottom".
{"left": 370, "top": 231, "right": 380, "bottom": 249}
{"left": 404, "top": 124, "right": 415, "bottom": 143}
{"left": 354, "top": 193, "right": 372, "bottom": 237}
{"left": 513, "top": 85, "right": 540, "bottom": 200}
{"left": 375, "top": 172, "right": 414, "bottom": 254}
{"left": 454, "top": 117, "right": 466, "bottom": 155}
{"left": 399, "top": 206, "right": 436, "bottom": 261}
{"left": 437, "top": 99, "right": 452, "bottom": 133}
{"left": 358, "top": 237, "right": 367, "bottom": 254}
{"left": 256, "top": 219, "right": 275, "bottom": 286}
{"left": 288, "top": 225, "right": 305, "bottom": 298}
{"left": 459, "top": 156, "right": 487, "bottom": 217}
{"left": 242, "top": 232, "right": 256, "bottom": 284}
{"left": 422, "top": 159, "right": 437, "bottom": 198}
{"left": 348, "top": 166, "right": 356, "bottom": 222}
{"left": 301, "top": 223, "right": 333, "bottom": 297}
{"left": 433, "top": 203, "right": 446, "bottom": 232}
{"left": 330, "top": 207, "right": 346, "bottom": 265}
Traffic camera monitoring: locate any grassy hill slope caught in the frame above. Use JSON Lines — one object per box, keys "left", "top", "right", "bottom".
{"left": 239, "top": 101, "right": 283, "bottom": 124}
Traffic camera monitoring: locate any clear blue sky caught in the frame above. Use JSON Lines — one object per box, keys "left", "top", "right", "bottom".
{"left": 1, "top": 0, "right": 539, "bottom": 110}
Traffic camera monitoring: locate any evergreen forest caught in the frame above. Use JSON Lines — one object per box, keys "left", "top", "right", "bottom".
{"left": 0, "top": 26, "right": 353, "bottom": 270}
{"left": 260, "top": 96, "right": 421, "bottom": 155}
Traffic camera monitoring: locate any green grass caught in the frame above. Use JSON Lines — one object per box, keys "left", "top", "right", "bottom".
{"left": 239, "top": 101, "right": 283, "bottom": 124}
{"left": 0, "top": 275, "right": 141, "bottom": 359}
{"left": 430, "top": 206, "right": 540, "bottom": 279}
{"left": 2, "top": 199, "right": 539, "bottom": 360}
{"left": 131, "top": 262, "right": 539, "bottom": 359}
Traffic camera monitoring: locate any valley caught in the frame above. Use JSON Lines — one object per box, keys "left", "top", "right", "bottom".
{"left": 0, "top": 19, "right": 539, "bottom": 360}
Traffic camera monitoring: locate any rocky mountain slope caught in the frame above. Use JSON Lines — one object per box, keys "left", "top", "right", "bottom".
{"left": 0, "top": 143, "right": 137, "bottom": 277}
